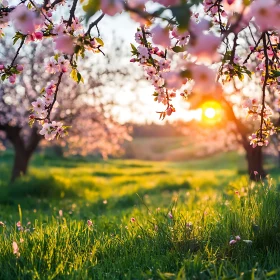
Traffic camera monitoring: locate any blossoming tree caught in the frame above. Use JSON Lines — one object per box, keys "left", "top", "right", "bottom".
{"left": 0, "top": 40, "right": 131, "bottom": 181}
{"left": 0, "top": 0, "right": 279, "bottom": 178}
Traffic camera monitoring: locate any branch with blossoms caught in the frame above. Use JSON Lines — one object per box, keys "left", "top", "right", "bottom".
{"left": 0, "top": 0, "right": 107, "bottom": 141}
{"left": 1, "top": 0, "right": 280, "bottom": 149}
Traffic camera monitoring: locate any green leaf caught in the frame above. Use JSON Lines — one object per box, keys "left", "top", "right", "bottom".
{"left": 172, "top": 46, "right": 187, "bottom": 53}
{"left": 169, "top": 4, "right": 191, "bottom": 30}
{"left": 1, "top": 74, "right": 6, "bottom": 81}
{"left": 13, "top": 36, "right": 20, "bottom": 45}
{"left": 266, "top": 269, "right": 279, "bottom": 277}
{"left": 70, "top": 68, "right": 78, "bottom": 82}
{"left": 152, "top": 7, "right": 166, "bottom": 17}
{"left": 237, "top": 72, "right": 244, "bottom": 81}
{"left": 130, "top": 43, "right": 137, "bottom": 52}
{"left": 83, "top": 0, "right": 101, "bottom": 22}
{"left": 95, "top": 37, "right": 104, "bottom": 46}
{"left": 77, "top": 72, "right": 84, "bottom": 83}
{"left": 271, "top": 70, "right": 280, "bottom": 77}
{"left": 180, "top": 70, "right": 192, "bottom": 78}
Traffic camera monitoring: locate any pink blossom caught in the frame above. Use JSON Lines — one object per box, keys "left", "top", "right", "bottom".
{"left": 39, "top": 121, "right": 64, "bottom": 141}
{"left": 34, "top": 31, "right": 43, "bottom": 40}
{"left": 162, "top": 71, "right": 183, "bottom": 90}
{"left": 53, "top": 23, "right": 66, "bottom": 35}
{"left": 46, "top": 80, "right": 57, "bottom": 95}
{"left": 137, "top": 45, "right": 150, "bottom": 63}
{"left": 46, "top": 57, "right": 59, "bottom": 74}
{"left": 166, "top": 107, "right": 173, "bottom": 116}
{"left": 16, "top": 65, "right": 24, "bottom": 72}
{"left": 189, "top": 19, "right": 210, "bottom": 34}
{"left": 57, "top": 56, "right": 70, "bottom": 72}
{"left": 32, "top": 98, "right": 45, "bottom": 114}
{"left": 9, "top": 74, "right": 16, "bottom": 84}
{"left": 229, "top": 239, "right": 237, "bottom": 245}
{"left": 130, "top": 217, "right": 136, "bottom": 222}
{"left": 188, "top": 33, "right": 221, "bottom": 62}
{"left": 222, "top": 0, "right": 244, "bottom": 13}
{"left": 87, "top": 220, "right": 93, "bottom": 226}
{"left": 54, "top": 35, "right": 74, "bottom": 55}
{"left": 9, "top": 4, "right": 36, "bottom": 34}
{"left": 249, "top": 0, "right": 279, "bottom": 31}
{"left": 101, "top": 0, "right": 123, "bottom": 16}
{"left": 168, "top": 212, "right": 173, "bottom": 219}
{"left": 235, "top": 235, "right": 241, "bottom": 241}
{"left": 190, "top": 64, "right": 216, "bottom": 94}
{"left": 154, "top": 0, "right": 180, "bottom": 6}
{"left": 171, "top": 27, "right": 189, "bottom": 46}
{"left": 12, "top": 241, "right": 20, "bottom": 257}
{"left": 0, "top": 65, "right": 4, "bottom": 71}
{"left": 151, "top": 25, "right": 171, "bottom": 48}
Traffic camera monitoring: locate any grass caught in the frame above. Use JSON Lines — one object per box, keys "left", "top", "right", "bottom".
{"left": 0, "top": 150, "right": 280, "bottom": 279}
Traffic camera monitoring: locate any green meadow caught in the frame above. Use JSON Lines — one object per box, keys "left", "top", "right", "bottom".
{"left": 1, "top": 150, "right": 280, "bottom": 279}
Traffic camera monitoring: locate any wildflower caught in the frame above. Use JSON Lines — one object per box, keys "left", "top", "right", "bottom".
{"left": 0, "top": 221, "right": 4, "bottom": 227}
{"left": 168, "top": 212, "right": 173, "bottom": 219}
{"left": 229, "top": 239, "right": 237, "bottom": 245}
{"left": 130, "top": 217, "right": 136, "bottom": 222}
{"left": 235, "top": 235, "right": 241, "bottom": 241}
{"left": 12, "top": 241, "right": 20, "bottom": 257}
{"left": 87, "top": 220, "right": 93, "bottom": 226}
{"left": 59, "top": 210, "right": 63, "bottom": 217}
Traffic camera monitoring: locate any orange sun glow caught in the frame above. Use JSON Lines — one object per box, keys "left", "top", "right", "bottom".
{"left": 201, "top": 101, "right": 223, "bottom": 124}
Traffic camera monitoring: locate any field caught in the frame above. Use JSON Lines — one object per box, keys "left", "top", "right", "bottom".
{"left": 1, "top": 150, "right": 280, "bottom": 279}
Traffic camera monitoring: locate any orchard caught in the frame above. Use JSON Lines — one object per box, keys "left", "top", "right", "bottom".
{"left": 1, "top": 0, "right": 280, "bottom": 279}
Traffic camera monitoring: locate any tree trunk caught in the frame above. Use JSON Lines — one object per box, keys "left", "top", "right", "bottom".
{"left": 222, "top": 98, "right": 266, "bottom": 181}
{"left": 11, "top": 145, "right": 30, "bottom": 182}
{"left": 245, "top": 144, "right": 266, "bottom": 180}
{"left": 2, "top": 126, "right": 42, "bottom": 182}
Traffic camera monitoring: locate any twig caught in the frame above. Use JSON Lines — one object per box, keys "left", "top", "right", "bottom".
{"left": 260, "top": 33, "right": 269, "bottom": 139}
{"left": 10, "top": 37, "right": 26, "bottom": 67}
{"left": 85, "top": 13, "right": 105, "bottom": 36}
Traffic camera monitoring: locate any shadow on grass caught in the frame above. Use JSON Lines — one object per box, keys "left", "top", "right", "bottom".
{"left": 0, "top": 174, "right": 78, "bottom": 205}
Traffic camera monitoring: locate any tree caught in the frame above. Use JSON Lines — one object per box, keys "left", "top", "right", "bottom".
{"left": 0, "top": 40, "right": 131, "bottom": 181}
{"left": 0, "top": 0, "right": 279, "bottom": 180}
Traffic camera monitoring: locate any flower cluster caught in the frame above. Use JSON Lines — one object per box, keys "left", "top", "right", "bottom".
{"left": 243, "top": 98, "right": 276, "bottom": 147}
{"left": 46, "top": 56, "right": 70, "bottom": 74}
{"left": 229, "top": 235, "right": 241, "bottom": 245}
{"left": 0, "top": 64, "right": 24, "bottom": 84}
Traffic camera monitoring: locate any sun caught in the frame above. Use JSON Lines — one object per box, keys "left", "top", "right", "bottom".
{"left": 204, "top": 107, "right": 216, "bottom": 119}
{"left": 200, "top": 100, "right": 223, "bottom": 124}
